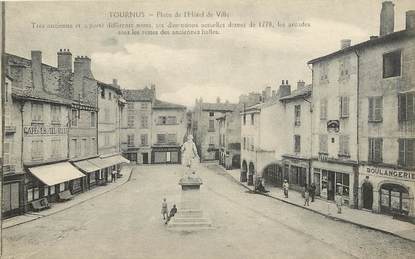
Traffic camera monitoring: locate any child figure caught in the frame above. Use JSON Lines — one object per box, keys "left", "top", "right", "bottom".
{"left": 161, "top": 198, "right": 168, "bottom": 220}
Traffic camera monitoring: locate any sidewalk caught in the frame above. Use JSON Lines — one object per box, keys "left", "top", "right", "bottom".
{"left": 219, "top": 165, "right": 415, "bottom": 242}
{"left": 3, "top": 164, "right": 134, "bottom": 229}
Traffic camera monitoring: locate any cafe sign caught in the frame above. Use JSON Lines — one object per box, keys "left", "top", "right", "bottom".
{"left": 24, "top": 126, "right": 68, "bottom": 136}
{"left": 363, "top": 166, "right": 415, "bottom": 182}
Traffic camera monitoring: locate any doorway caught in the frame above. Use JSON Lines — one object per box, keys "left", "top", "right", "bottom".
{"left": 313, "top": 173, "right": 321, "bottom": 196}
{"left": 327, "top": 172, "right": 335, "bottom": 200}
{"left": 362, "top": 181, "right": 373, "bottom": 210}
{"left": 142, "top": 153, "right": 149, "bottom": 164}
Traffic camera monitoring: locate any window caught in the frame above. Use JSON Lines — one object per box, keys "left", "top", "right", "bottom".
{"left": 339, "top": 135, "right": 350, "bottom": 157}
{"left": 167, "top": 116, "right": 177, "bottom": 125}
{"left": 340, "top": 96, "right": 349, "bottom": 118}
{"left": 319, "top": 62, "right": 329, "bottom": 82}
{"left": 251, "top": 114, "right": 254, "bottom": 125}
{"left": 127, "top": 111, "right": 135, "bottom": 128}
{"left": 76, "top": 139, "right": 81, "bottom": 156}
{"left": 243, "top": 137, "right": 246, "bottom": 150}
{"left": 141, "top": 116, "right": 148, "bottom": 128}
{"left": 247, "top": 137, "right": 250, "bottom": 151}
{"left": 127, "top": 134, "right": 135, "bottom": 147}
{"left": 294, "top": 105, "right": 301, "bottom": 126}
{"left": 141, "top": 134, "right": 148, "bottom": 146}
{"left": 339, "top": 56, "right": 350, "bottom": 80}
{"left": 71, "top": 139, "right": 77, "bottom": 158}
{"left": 51, "top": 105, "right": 61, "bottom": 124}
{"left": 157, "top": 134, "right": 166, "bottom": 144}
{"left": 167, "top": 134, "right": 177, "bottom": 144}
{"left": 243, "top": 115, "right": 246, "bottom": 125}
{"left": 208, "top": 120, "right": 215, "bottom": 132}
{"left": 158, "top": 116, "right": 167, "bottom": 125}
{"left": 104, "top": 135, "right": 110, "bottom": 146}
{"left": 109, "top": 92, "right": 112, "bottom": 100}
{"left": 31, "top": 103, "right": 43, "bottom": 122}
{"left": 320, "top": 99, "right": 327, "bottom": 120}
{"left": 294, "top": 135, "right": 301, "bottom": 153}
{"left": 101, "top": 88, "right": 105, "bottom": 99}
{"left": 3, "top": 142, "right": 10, "bottom": 165}
{"left": 335, "top": 172, "right": 350, "bottom": 197}
{"left": 104, "top": 108, "right": 110, "bottom": 122}
{"left": 51, "top": 139, "right": 61, "bottom": 159}
{"left": 368, "top": 138, "right": 383, "bottom": 163}
{"left": 71, "top": 109, "right": 78, "bottom": 127}
{"left": 141, "top": 103, "right": 148, "bottom": 110}
{"left": 368, "top": 97, "right": 383, "bottom": 122}
{"left": 290, "top": 166, "right": 307, "bottom": 187}
{"left": 398, "top": 139, "right": 415, "bottom": 167}
{"left": 383, "top": 50, "right": 401, "bottom": 78}
{"left": 90, "top": 112, "right": 96, "bottom": 127}
{"left": 251, "top": 137, "right": 255, "bottom": 151}
{"left": 31, "top": 140, "right": 43, "bottom": 160}
{"left": 398, "top": 92, "right": 415, "bottom": 122}
{"left": 209, "top": 112, "right": 214, "bottom": 117}
{"left": 127, "top": 102, "right": 134, "bottom": 110}
{"left": 209, "top": 136, "right": 214, "bottom": 145}
{"left": 319, "top": 134, "right": 328, "bottom": 153}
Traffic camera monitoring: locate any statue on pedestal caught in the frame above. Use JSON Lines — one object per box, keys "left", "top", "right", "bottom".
{"left": 181, "top": 135, "right": 199, "bottom": 177}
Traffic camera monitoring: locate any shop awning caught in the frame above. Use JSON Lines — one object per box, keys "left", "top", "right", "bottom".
{"left": 107, "top": 155, "right": 130, "bottom": 165}
{"left": 73, "top": 160, "right": 100, "bottom": 173}
{"left": 89, "top": 155, "right": 130, "bottom": 170}
{"left": 28, "top": 162, "right": 86, "bottom": 186}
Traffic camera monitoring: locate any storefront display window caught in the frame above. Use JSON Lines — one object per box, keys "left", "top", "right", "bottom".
{"left": 33, "top": 188, "right": 39, "bottom": 200}
{"left": 44, "top": 186, "right": 49, "bottom": 197}
{"left": 380, "top": 184, "right": 409, "bottom": 215}
{"left": 27, "top": 188, "right": 33, "bottom": 202}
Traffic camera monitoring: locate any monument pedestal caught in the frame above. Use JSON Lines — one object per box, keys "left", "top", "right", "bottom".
{"left": 168, "top": 175, "right": 212, "bottom": 230}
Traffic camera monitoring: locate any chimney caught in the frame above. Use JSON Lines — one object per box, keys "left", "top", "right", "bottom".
{"left": 216, "top": 97, "right": 221, "bottom": 103}
{"left": 340, "top": 39, "right": 351, "bottom": 50}
{"left": 279, "top": 80, "right": 291, "bottom": 97}
{"left": 380, "top": 1, "right": 394, "bottom": 36}
{"left": 74, "top": 56, "right": 93, "bottom": 78}
{"left": 297, "top": 80, "right": 305, "bottom": 90}
{"left": 57, "top": 49, "right": 72, "bottom": 72}
{"left": 406, "top": 10, "right": 415, "bottom": 30}
{"left": 31, "top": 50, "right": 43, "bottom": 89}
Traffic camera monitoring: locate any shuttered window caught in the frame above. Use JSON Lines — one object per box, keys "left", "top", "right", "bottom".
{"left": 398, "top": 139, "right": 415, "bottom": 167}
{"left": 319, "top": 134, "right": 328, "bottom": 153}
{"left": 167, "top": 134, "right": 177, "bottom": 144}
{"left": 141, "top": 116, "right": 148, "bottom": 128}
{"left": 320, "top": 99, "right": 327, "bottom": 120}
{"left": 339, "top": 135, "right": 350, "bottom": 156}
{"left": 294, "top": 105, "right": 301, "bottom": 126}
{"left": 31, "top": 103, "right": 43, "bottom": 122}
{"left": 294, "top": 135, "right": 301, "bottom": 153}
{"left": 383, "top": 50, "right": 401, "bottom": 78}
{"left": 157, "top": 134, "right": 166, "bottom": 144}
{"left": 340, "top": 96, "right": 349, "bottom": 118}
{"left": 141, "top": 134, "right": 148, "bottom": 146}
{"left": 368, "top": 97, "right": 383, "bottom": 122}
{"left": 368, "top": 138, "right": 383, "bottom": 163}
{"left": 398, "top": 92, "right": 415, "bottom": 122}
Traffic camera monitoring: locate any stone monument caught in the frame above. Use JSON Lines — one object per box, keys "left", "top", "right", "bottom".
{"left": 167, "top": 135, "right": 212, "bottom": 229}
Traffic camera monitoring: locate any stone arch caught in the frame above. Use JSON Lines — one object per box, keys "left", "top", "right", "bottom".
{"left": 262, "top": 162, "right": 284, "bottom": 187}
{"left": 376, "top": 180, "right": 413, "bottom": 216}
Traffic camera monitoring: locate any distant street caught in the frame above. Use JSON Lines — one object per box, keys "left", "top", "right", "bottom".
{"left": 3, "top": 164, "right": 415, "bottom": 259}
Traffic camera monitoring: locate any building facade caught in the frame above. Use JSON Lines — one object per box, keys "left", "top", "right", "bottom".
{"left": 217, "top": 108, "right": 242, "bottom": 170}
{"left": 356, "top": 8, "right": 415, "bottom": 218}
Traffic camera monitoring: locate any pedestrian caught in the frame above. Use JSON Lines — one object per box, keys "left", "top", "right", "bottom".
{"left": 283, "top": 179, "right": 289, "bottom": 198}
{"left": 161, "top": 198, "right": 168, "bottom": 220}
{"left": 165, "top": 204, "right": 177, "bottom": 224}
{"left": 310, "top": 182, "right": 316, "bottom": 202}
{"left": 336, "top": 185, "right": 343, "bottom": 214}
{"left": 111, "top": 170, "right": 117, "bottom": 182}
{"left": 303, "top": 184, "right": 310, "bottom": 206}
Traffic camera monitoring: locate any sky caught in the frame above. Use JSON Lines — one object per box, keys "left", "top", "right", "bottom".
{"left": 5, "top": 0, "right": 415, "bottom": 107}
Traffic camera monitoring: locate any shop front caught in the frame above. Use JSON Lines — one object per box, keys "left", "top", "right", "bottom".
{"left": 282, "top": 155, "right": 310, "bottom": 192}
{"left": 73, "top": 160, "right": 101, "bottom": 190}
{"left": 312, "top": 160, "right": 356, "bottom": 207}
{"left": 89, "top": 154, "right": 130, "bottom": 185}
{"left": 27, "top": 161, "right": 86, "bottom": 208}
{"left": 151, "top": 146, "right": 181, "bottom": 164}
{"left": 2, "top": 174, "right": 24, "bottom": 218}
{"left": 359, "top": 165, "right": 415, "bottom": 218}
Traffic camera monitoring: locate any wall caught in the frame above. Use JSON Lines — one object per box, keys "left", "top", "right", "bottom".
{"left": 152, "top": 108, "right": 186, "bottom": 146}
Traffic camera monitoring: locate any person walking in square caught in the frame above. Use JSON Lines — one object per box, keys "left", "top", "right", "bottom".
{"left": 111, "top": 170, "right": 117, "bottom": 182}
{"left": 165, "top": 204, "right": 177, "bottom": 224}
{"left": 310, "top": 182, "right": 316, "bottom": 202}
{"left": 303, "top": 184, "right": 310, "bottom": 206}
{"left": 161, "top": 198, "right": 168, "bottom": 220}
{"left": 283, "top": 179, "right": 289, "bottom": 198}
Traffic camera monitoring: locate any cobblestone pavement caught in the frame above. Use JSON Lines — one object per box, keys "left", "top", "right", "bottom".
{"left": 3, "top": 164, "right": 415, "bottom": 259}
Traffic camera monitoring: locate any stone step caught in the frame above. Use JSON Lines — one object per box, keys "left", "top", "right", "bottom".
{"left": 167, "top": 221, "right": 212, "bottom": 228}
{"left": 175, "top": 210, "right": 204, "bottom": 218}
{"left": 170, "top": 217, "right": 210, "bottom": 223}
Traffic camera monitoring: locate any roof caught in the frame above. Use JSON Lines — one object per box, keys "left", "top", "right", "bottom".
{"left": 97, "top": 80, "right": 122, "bottom": 95}
{"left": 153, "top": 99, "right": 186, "bottom": 109}
{"left": 201, "top": 102, "right": 239, "bottom": 112}
{"left": 308, "top": 29, "right": 415, "bottom": 64}
{"left": 12, "top": 87, "right": 72, "bottom": 105}
{"left": 279, "top": 84, "right": 312, "bottom": 101}
{"left": 122, "top": 88, "right": 155, "bottom": 102}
